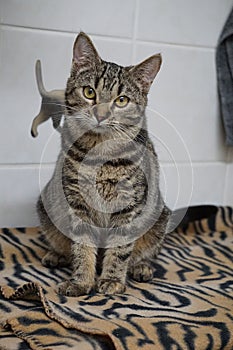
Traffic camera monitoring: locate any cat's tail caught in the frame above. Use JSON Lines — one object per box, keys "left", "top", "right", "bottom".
{"left": 35, "top": 60, "right": 48, "bottom": 96}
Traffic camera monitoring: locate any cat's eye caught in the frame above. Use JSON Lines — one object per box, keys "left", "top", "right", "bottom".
{"left": 83, "top": 86, "right": 96, "bottom": 99}
{"left": 114, "top": 96, "right": 129, "bottom": 108}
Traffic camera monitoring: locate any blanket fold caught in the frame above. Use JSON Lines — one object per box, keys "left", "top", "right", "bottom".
{"left": 0, "top": 207, "right": 233, "bottom": 350}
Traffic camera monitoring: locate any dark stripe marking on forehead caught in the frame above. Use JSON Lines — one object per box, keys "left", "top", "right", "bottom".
{"left": 98, "top": 62, "right": 123, "bottom": 91}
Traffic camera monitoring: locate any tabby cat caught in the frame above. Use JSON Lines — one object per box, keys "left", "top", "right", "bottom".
{"left": 37, "top": 32, "right": 171, "bottom": 296}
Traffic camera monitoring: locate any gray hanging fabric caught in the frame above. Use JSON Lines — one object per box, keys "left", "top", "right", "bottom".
{"left": 216, "top": 7, "right": 233, "bottom": 146}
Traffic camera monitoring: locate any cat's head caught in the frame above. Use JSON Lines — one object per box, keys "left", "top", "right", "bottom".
{"left": 65, "top": 32, "right": 161, "bottom": 140}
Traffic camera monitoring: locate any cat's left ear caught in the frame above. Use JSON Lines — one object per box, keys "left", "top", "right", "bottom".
{"left": 129, "top": 54, "right": 162, "bottom": 93}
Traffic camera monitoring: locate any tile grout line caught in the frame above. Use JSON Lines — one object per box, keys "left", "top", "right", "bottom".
{"left": 0, "top": 163, "right": 56, "bottom": 169}
{"left": 136, "top": 38, "right": 216, "bottom": 51}
{"left": 131, "top": 0, "right": 140, "bottom": 63}
{"left": 0, "top": 161, "right": 228, "bottom": 169}
{"left": 1, "top": 23, "right": 132, "bottom": 43}
{"left": 1, "top": 23, "right": 215, "bottom": 51}
{"left": 160, "top": 161, "right": 228, "bottom": 166}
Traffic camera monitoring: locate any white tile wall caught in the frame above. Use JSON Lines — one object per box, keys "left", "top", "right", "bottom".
{"left": 160, "top": 163, "right": 227, "bottom": 210}
{"left": 224, "top": 163, "right": 233, "bottom": 206}
{"left": 0, "top": 0, "right": 135, "bottom": 38}
{"left": 0, "top": 0, "right": 232, "bottom": 226}
{"left": 0, "top": 165, "right": 54, "bottom": 227}
{"left": 137, "top": 0, "right": 233, "bottom": 47}
{"left": 0, "top": 26, "right": 132, "bottom": 164}
{"left": 224, "top": 148, "right": 233, "bottom": 206}
{"left": 136, "top": 43, "right": 227, "bottom": 162}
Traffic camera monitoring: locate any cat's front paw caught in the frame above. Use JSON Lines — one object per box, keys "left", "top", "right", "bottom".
{"left": 57, "top": 279, "right": 92, "bottom": 297}
{"left": 97, "top": 279, "right": 126, "bottom": 295}
{"left": 129, "top": 261, "right": 154, "bottom": 282}
{"left": 42, "top": 251, "right": 70, "bottom": 268}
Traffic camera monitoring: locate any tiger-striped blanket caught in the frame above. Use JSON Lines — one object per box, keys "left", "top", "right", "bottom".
{"left": 0, "top": 206, "right": 233, "bottom": 350}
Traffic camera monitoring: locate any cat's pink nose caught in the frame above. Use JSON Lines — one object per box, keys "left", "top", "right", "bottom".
{"left": 95, "top": 114, "right": 108, "bottom": 123}
{"left": 93, "top": 105, "right": 110, "bottom": 124}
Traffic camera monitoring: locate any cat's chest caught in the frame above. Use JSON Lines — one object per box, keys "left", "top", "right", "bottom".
{"left": 64, "top": 157, "right": 136, "bottom": 206}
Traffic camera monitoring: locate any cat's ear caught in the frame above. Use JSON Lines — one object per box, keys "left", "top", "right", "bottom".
{"left": 73, "top": 32, "right": 101, "bottom": 69}
{"left": 129, "top": 54, "right": 162, "bottom": 93}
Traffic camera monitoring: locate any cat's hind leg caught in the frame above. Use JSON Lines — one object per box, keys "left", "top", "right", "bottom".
{"left": 129, "top": 205, "right": 170, "bottom": 282}
{"left": 40, "top": 224, "right": 72, "bottom": 268}
{"left": 37, "top": 196, "right": 72, "bottom": 267}
{"left": 129, "top": 259, "right": 154, "bottom": 282}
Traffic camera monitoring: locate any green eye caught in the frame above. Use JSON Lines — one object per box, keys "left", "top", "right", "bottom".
{"left": 114, "top": 96, "right": 129, "bottom": 108}
{"left": 83, "top": 86, "right": 96, "bottom": 99}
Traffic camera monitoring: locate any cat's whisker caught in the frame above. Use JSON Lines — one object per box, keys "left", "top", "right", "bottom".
{"left": 113, "top": 125, "right": 133, "bottom": 142}
{"left": 111, "top": 125, "right": 129, "bottom": 141}
{"left": 112, "top": 126, "right": 148, "bottom": 158}
{"left": 44, "top": 102, "right": 86, "bottom": 114}
{"left": 43, "top": 102, "right": 67, "bottom": 109}
{"left": 116, "top": 124, "right": 146, "bottom": 144}
{"left": 112, "top": 128, "right": 125, "bottom": 142}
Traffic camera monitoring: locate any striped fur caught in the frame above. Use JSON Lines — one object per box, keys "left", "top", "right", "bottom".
{"left": 37, "top": 32, "right": 170, "bottom": 296}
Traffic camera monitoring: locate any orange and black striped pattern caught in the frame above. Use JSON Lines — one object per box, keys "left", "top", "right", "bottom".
{"left": 0, "top": 206, "right": 233, "bottom": 349}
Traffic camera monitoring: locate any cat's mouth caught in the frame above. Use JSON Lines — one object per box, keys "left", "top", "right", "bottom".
{"left": 92, "top": 123, "right": 109, "bottom": 134}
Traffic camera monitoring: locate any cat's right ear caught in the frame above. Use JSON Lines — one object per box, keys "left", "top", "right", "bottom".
{"left": 73, "top": 32, "right": 101, "bottom": 69}
{"left": 129, "top": 54, "right": 162, "bottom": 93}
